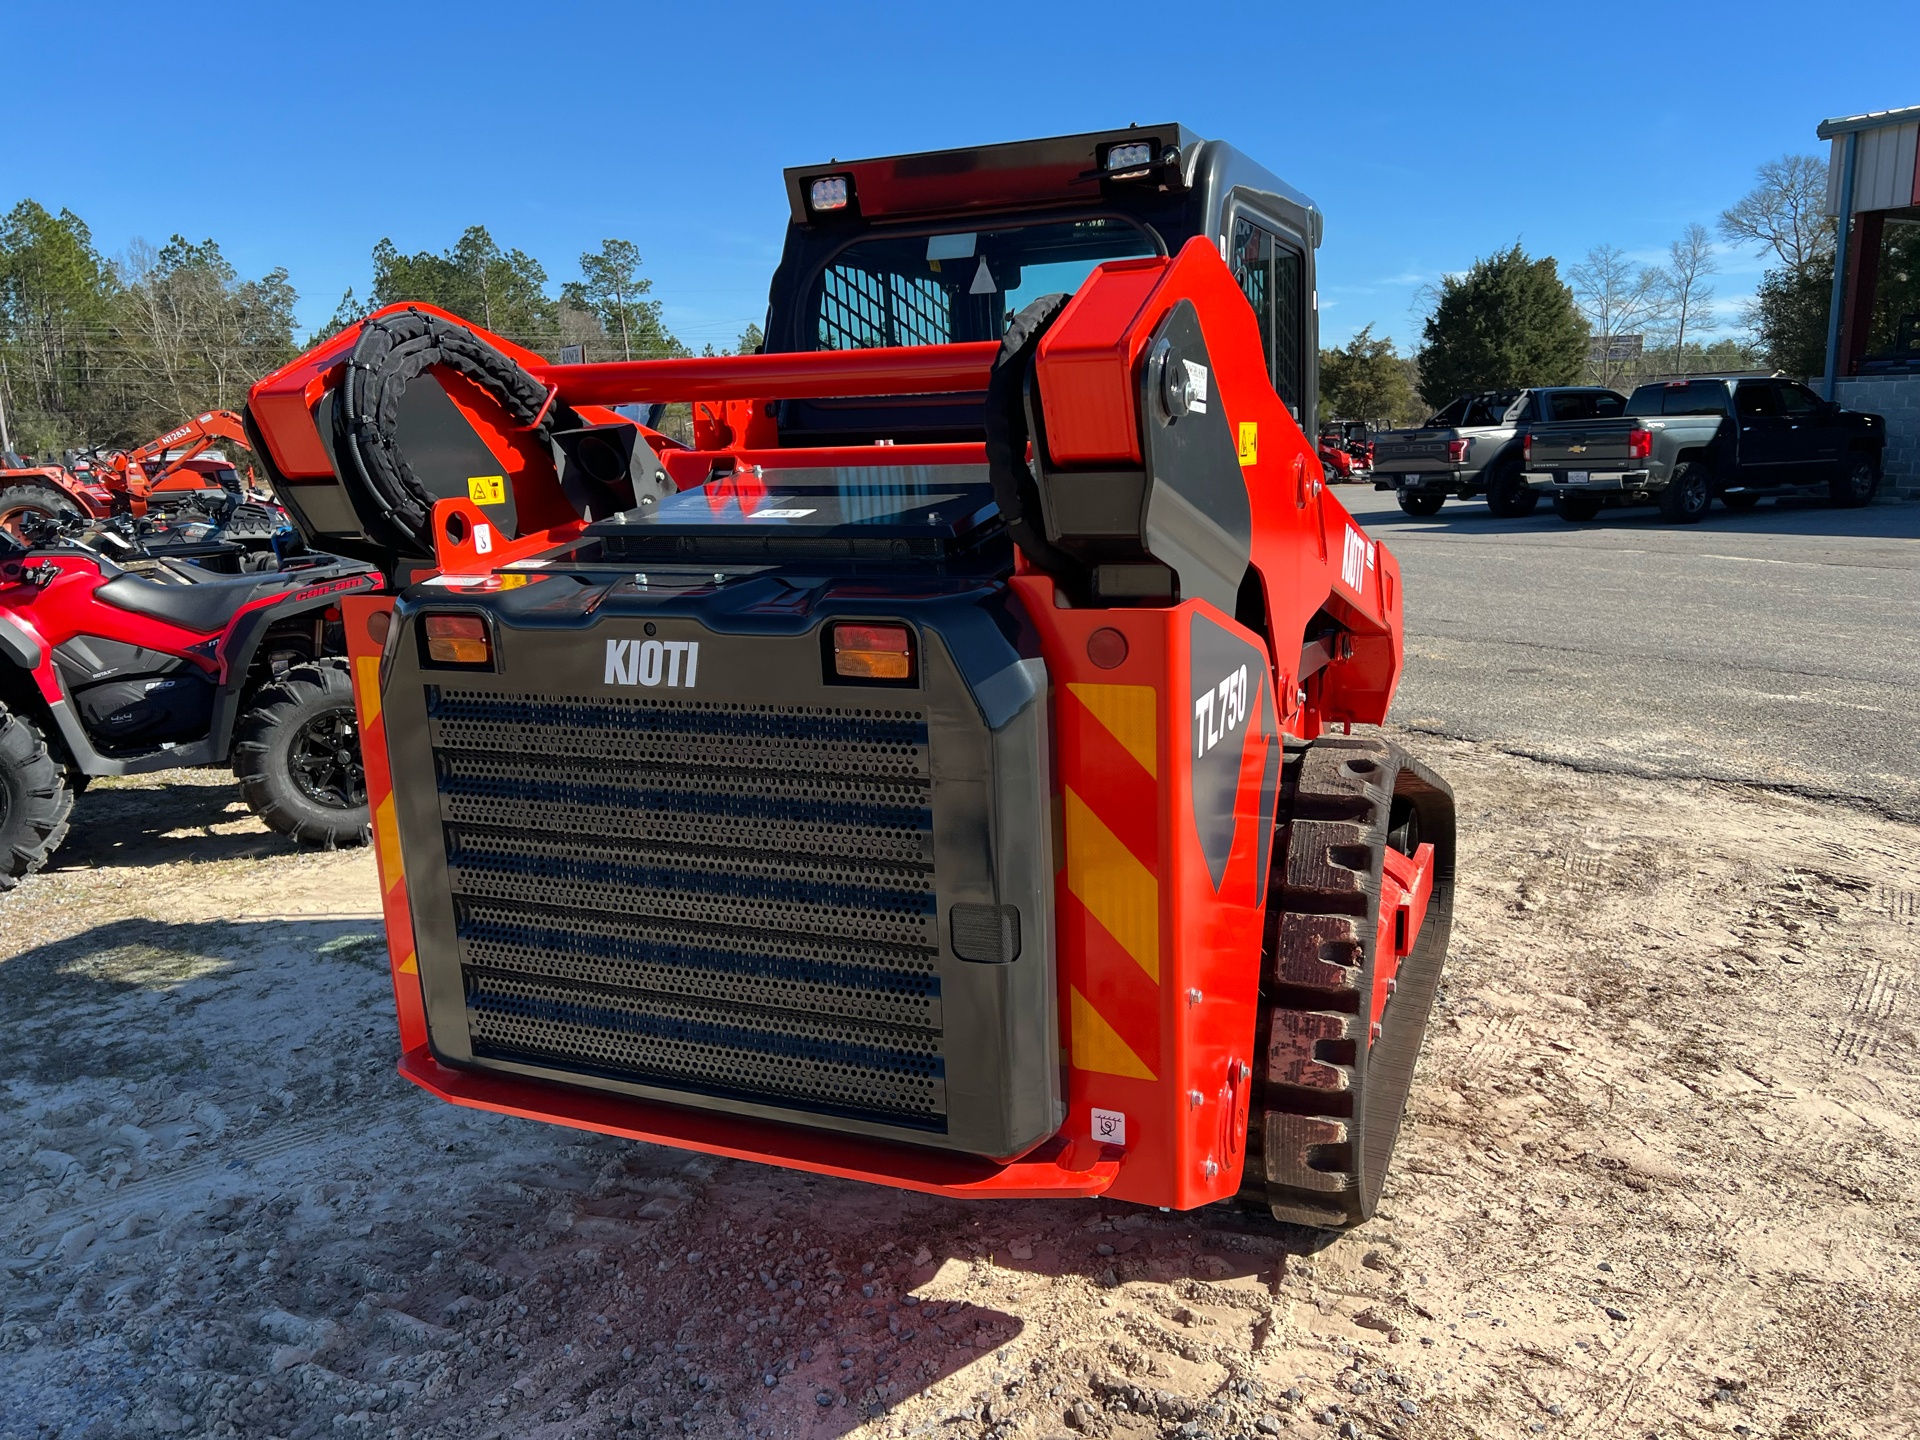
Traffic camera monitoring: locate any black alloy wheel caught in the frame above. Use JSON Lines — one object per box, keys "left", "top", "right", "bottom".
{"left": 289, "top": 708, "right": 366, "bottom": 810}
{"left": 233, "top": 659, "right": 372, "bottom": 848}
{"left": 1659, "top": 460, "right": 1713, "bottom": 524}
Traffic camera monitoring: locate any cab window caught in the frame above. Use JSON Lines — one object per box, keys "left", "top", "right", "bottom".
{"left": 1551, "top": 391, "right": 1625, "bottom": 421}
{"left": 811, "top": 217, "right": 1158, "bottom": 350}
{"left": 1230, "top": 215, "right": 1306, "bottom": 420}
{"left": 1735, "top": 383, "right": 1783, "bottom": 418}
{"left": 1777, "top": 383, "right": 1822, "bottom": 415}
{"left": 1462, "top": 392, "right": 1519, "bottom": 426}
{"left": 1628, "top": 382, "right": 1729, "bottom": 417}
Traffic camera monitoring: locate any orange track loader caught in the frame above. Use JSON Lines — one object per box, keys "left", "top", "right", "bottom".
{"left": 246, "top": 126, "right": 1453, "bottom": 1229}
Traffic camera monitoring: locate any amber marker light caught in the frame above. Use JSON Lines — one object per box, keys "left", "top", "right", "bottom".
{"left": 831, "top": 622, "right": 913, "bottom": 681}
{"left": 424, "top": 614, "right": 491, "bottom": 665}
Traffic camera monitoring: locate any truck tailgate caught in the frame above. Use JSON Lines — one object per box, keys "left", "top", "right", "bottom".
{"left": 1371, "top": 432, "right": 1455, "bottom": 472}
{"left": 1526, "top": 418, "right": 1640, "bottom": 468}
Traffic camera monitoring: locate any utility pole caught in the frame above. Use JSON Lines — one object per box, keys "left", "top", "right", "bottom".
{"left": 0, "top": 355, "right": 12, "bottom": 458}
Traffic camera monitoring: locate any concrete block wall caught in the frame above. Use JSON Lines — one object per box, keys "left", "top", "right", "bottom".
{"left": 1835, "top": 373, "right": 1920, "bottom": 497}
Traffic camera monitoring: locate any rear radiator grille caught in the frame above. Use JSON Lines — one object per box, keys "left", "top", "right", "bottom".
{"left": 428, "top": 688, "right": 944, "bottom": 1128}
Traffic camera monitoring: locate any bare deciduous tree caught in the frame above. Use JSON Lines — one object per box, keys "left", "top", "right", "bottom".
{"left": 1661, "top": 224, "right": 1718, "bottom": 373}
{"left": 1719, "top": 154, "right": 1835, "bottom": 272}
{"left": 1570, "top": 245, "right": 1666, "bottom": 388}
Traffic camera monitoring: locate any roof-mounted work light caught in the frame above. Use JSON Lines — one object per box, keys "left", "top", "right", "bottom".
{"left": 808, "top": 175, "right": 851, "bottom": 212}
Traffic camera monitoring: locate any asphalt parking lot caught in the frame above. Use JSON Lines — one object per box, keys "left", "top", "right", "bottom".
{"left": 1346, "top": 484, "right": 1920, "bottom": 821}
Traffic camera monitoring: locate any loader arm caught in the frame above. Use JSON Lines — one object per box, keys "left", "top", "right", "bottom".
{"left": 110, "top": 410, "right": 254, "bottom": 511}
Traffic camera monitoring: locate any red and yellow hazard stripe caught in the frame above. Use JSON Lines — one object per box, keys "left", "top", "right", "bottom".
{"left": 1060, "top": 680, "right": 1161, "bottom": 1082}
{"left": 343, "top": 596, "right": 428, "bottom": 1051}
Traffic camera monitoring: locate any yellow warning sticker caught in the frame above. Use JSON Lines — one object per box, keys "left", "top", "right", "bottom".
{"left": 467, "top": 475, "right": 505, "bottom": 505}
{"left": 1236, "top": 422, "right": 1258, "bottom": 466}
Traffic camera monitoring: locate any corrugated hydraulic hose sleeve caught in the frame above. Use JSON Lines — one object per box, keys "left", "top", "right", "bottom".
{"left": 337, "top": 309, "right": 577, "bottom": 552}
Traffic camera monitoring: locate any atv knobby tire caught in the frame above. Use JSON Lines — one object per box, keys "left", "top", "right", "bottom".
{"left": 0, "top": 705, "right": 75, "bottom": 891}
{"left": 233, "top": 659, "right": 371, "bottom": 848}
{"left": 1242, "top": 736, "right": 1455, "bottom": 1229}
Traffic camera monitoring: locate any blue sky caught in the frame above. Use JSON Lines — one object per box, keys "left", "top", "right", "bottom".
{"left": 3, "top": 0, "right": 1915, "bottom": 355}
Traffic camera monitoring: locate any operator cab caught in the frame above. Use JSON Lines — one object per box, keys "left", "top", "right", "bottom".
{"left": 764, "top": 125, "right": 1324, "bottom": 445}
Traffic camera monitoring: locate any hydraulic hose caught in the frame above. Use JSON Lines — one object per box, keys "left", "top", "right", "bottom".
{"left": 335, "top": 309, "right": 578, "bottom": 553}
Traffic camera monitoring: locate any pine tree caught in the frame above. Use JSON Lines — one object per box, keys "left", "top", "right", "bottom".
{"left": 561, "top": 240, "right": 684, "bottom": 360}
{"left": 1319, "top": 324, "right": 1420, "bottom": 426}
{"left": 1415, "top": 245, "right": 1587, "bottom": 408}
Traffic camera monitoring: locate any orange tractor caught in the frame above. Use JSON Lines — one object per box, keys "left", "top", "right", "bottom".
{"left": 0, "top": 410, "right": 261, "bottom": 535}
{"left": 247, "top": 126, "right": 1453, "bottom": 1229}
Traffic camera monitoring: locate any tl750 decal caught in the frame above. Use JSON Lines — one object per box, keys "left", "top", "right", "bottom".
{"left": 1194, "top": 664, "right": 1249, "bottom": 759}
{"left": 605, "top": 638, "right": 700, "bottom": 688}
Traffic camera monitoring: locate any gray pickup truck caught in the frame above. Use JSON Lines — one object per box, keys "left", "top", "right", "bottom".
{"left": 1522, "top": 377, "right": 1887, "bottom": 523}
{"left": 1371, "top": 387, "right": 1627, "bottom": 518}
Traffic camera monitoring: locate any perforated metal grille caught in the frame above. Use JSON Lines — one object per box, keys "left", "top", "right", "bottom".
{"left": 818, "top": 266, "right": 951, "bottom": 350}
{"left": 428, "top": 687, "right": 945, "bottom": 1128}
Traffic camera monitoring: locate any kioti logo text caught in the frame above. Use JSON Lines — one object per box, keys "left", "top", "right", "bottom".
{"left": 605, "top": 638, "right": 700, "bottom": 688}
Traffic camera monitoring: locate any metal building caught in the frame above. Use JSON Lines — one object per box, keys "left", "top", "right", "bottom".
{"left": 1821, "top": 104, "right": 1920, "bottom": 496}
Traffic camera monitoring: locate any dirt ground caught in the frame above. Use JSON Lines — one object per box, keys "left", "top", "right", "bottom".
{"left": 1, "top": 731, "right": 1915, "bottom": 1440}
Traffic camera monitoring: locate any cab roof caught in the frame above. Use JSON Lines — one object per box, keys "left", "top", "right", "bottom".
{"left": 783, "top": 124, "right": 1199, "bottom": 224}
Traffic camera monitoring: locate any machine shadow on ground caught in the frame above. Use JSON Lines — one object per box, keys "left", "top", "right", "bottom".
{"left": 0, "top": 909, "right": 1348, "bottom": 1437}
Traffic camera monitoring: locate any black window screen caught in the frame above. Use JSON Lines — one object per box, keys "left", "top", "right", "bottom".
{"left": 1232, "top": 220, "right": 1273, "bottom": 369}
{"left": 810, "top": 218, "right": 1158, "bottom": 352}
{"left": 1273, "top": 244, "right": 1303, "bottom": 418}
{"left": 1231, "top": 215, "right": 1305, "bottom": 418}
{"left": 818, "top": 268, "right": 952, "bottom": 350}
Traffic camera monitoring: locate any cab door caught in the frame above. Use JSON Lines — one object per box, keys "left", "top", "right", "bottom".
{"left": 1732, "top": 381, "right": 1797, "bottom": 487}
{"left": 1227, "top": 206, "right": 1310, "bottom": 429}
{"left": 1777, "top": 381, "right": 1841, "bottom": 481}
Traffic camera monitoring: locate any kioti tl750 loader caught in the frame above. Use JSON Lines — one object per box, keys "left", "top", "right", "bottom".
{"left": 246, "top": 126, "right": 1454, "bottom": 1229}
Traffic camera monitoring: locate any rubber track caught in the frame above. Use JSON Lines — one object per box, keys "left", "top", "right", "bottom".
{"left": 1241, "top": 735, "right": 1455, "bottom": 1229}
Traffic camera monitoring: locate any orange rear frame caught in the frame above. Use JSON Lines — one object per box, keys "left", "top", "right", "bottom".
{"left": 296, "top": 237, "right": 1431, "bottom": 1210}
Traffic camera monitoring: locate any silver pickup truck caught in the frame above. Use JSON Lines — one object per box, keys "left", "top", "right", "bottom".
{"left": 1522, "top": 377, "right": 1886, "bottom": 523}
{"left": 1371, "top": 387, "right": 1627, "bottom": 518}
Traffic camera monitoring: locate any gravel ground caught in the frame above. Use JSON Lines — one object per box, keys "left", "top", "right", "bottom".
{"left": 1, "top": 736, "right": 1915, "bottom": 1440}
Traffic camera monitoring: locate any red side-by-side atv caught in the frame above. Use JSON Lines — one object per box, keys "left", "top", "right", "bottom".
{"left": 0, "top": 514, "right": 380, "bottom": 889}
